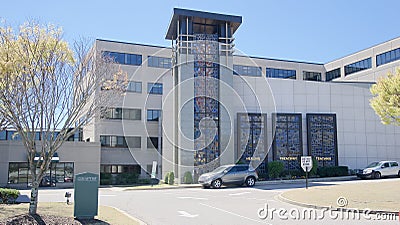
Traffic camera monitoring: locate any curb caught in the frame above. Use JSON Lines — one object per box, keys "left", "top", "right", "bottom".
{"left": 277, "top": 193, "right": 399, "bottom": 215}
{"left": 110, "top": 206, "right": 148, "bottom": 225}
{"left": 119, "top": 176, "right": 358, "bottom": 191}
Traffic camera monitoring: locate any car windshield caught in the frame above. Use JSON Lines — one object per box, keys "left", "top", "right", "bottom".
{"left": 212, "top": 166, "right": 231, "bottom": 173}
{"left": 366, "top": 162, "right": 380, "bottom": 168}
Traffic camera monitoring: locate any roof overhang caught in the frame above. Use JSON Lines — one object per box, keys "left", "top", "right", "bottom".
{"left": 165, "top": 8, "right": 242, "bottom": 40}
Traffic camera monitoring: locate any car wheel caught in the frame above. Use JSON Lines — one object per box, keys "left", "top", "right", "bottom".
{"left": 398, "top": 171, "right": 400, "bottom": 178}
{"left": 373, "top": 171, "right": 381, "bottom": 179}
{"left": 245, "top": 176, "right": 256, "bottom": 187}
{"left": 211, "top": 179, "right": 222, "bottom": 189}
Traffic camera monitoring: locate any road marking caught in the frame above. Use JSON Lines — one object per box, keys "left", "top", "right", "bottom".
{"left": 178, "top": 210, "right": 199, "bottom": 218}
{"left": 178, "top": 196, "right": 207, "bottom": 200}
{"left": 199, "top": 203, "right": 270, "bottom": 224}
{"left": 229, "top": 191, "right": 251, "bottom": 196}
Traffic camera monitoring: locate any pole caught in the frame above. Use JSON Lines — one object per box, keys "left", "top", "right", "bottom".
{"left": 306, "top": 167, "right": 308, "bottom": 189}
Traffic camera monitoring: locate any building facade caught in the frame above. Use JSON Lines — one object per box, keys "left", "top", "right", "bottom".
{"left": 1, "top": 8, "right": 400, "bottom": 186}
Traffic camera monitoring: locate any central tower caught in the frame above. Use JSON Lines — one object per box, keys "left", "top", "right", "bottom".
{"left": 164, "top": 8, "right": 242, "bottom": 183}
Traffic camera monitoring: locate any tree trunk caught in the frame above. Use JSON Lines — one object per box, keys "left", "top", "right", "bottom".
{"left": 29, "top": 181, "right": 39, "bottom": 215}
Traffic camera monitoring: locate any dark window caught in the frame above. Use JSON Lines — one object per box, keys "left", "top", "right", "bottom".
{"left": 306, "top": 114, "right": 338, "bottom": 167}
{"left": 126, "top": 81, "right": 142, "bottom": 93}
{"left": 390, "top": 162, "right": 398, "bottom": 167}
{"left": 344, "top": 58, "right": 371, "bottom": 76}
{"left": 102, "top": 51, "right": 142, "bottom": 66}
{"left": 148, "top": 56, "right": 171, "bottom": 68}
{"left": 148, "top": 83, "right": 163, "bottom": 94}
{"left": 303, "top": 71, "right": 322, "bottom": 81}
{"left": 233, "top": 65, "right": 262, "bottom": 76}
{"left": 100, "top": 135, "right": 126, "bottom": 147}
{"left": 376, "top": 48, "right": 400, "bottom": 67}
{"left": 8, "top": 162, "right": 73, "bottom": 184}
{"left": 100, "top": 164, "right": 141, "bottom": 174}
{"left": 272, "top": 113, "right": 303, "bottom": 170}
{"left": 326, "top": 68, "right": 341, "bottom": 81}
{"left": 102, "top": 108, "right": 141, "bottom": 120}
{"left": 147, "top": 109, "right": 161, "bottom": 121}
{"left": 266, "top": 68, "right": 296, "bottom": 79}
{"left": 147, "top": 137, "right": 158, "bottom": 149}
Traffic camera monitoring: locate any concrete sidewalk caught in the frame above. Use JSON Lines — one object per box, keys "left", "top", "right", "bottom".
{"left": 279, "top": 178, "right": 400, "bottom": 213}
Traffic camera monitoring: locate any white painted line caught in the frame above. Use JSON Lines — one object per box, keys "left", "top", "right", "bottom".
{"left": 178, "top": 196, "right": 207, "bottom": 200}
{"left": 229, "top": 191, "right": 251, "bottom": 196}
{"left": 178, "top": 210, "right": 199, "bottom": 218}
{"left": 199, "top": 203, "right": 270, "bottom": 225}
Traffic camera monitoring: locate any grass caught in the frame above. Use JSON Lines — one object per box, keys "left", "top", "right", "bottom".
{"left": 281, "top": 178, "right": 400, "bottom": 211}
{"left": 0, "top": 202, "right": 141, "bottom": 225}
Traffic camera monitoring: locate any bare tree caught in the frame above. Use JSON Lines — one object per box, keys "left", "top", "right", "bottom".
{"left": 0, "top": 21, "right": 126, "bottom": 214}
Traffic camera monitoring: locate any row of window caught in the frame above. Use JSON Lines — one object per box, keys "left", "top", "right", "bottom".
{"left": 326, "top": 68, "right": 341, "bottom": 81}
{"left": 303, "top": 71, "right": 322, "bottom": 81}
{"left": 8, "top": 162, "right": 74, "bottom": 184}
{"left": 100, "top": 135, "right": 159, "bottom": 149}
{"left": 0, "top": 130, "right": 82, "bottom": 141}
{"left": 344, "top": 58, "right": 372, "bottom": 76}
{"left": 101, "top": 108, "right": 161, "bottom": 122}
{"left": 126, "top": 81, "right": 163, "bottom": 94}
{"left": 376, "top": 48, "right": 400, "bottom": 67}
{"left": 102, "top": 51, "right": 171, "bottom": 69}
{"left": 233, "top": 65, "right": 262, "bottom": 76}
{"left": 100, "top": 164, "right": 159, "bottom": 176}
{"left": 266, "top": 68, "right": 296, "bottom": 79}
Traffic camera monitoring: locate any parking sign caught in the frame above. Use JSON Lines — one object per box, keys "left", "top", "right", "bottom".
{"left": 301, "top": 156, "right": 312, "bottom": 172}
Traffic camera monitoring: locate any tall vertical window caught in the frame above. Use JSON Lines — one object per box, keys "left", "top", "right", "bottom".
{"left": 233, "top": 65, "right": 262, "bottom": 76}
{"left": 266, "top": 68, "right": 296, "bottom": 79}
{"left": 147, "top": 110, "right": 161, "bottom": 121}
{"left": 102, "top": 51, "right": 142, "bottom": 66}
{"left": 303, "top": 71, "right": 321, "bottom": 81}
{"left": 126, "top": 81, "right": 142, "bottom": 93}
{"left": 344, "top": 58, "right": 371, "bottom": 75}
{"left": 237, "top": 113, "right": 267, "bottom": 178}
{"left": 326, "top": 68, "right": 341, "bottom": 81}
{"left": 376, "top": 48, "right": 400, "bottom": 66}
{"left": 306, "top": 114, "right": 338, "bottom": 167}
{"left": 148, "top": 56, "right": 171, "bottom": 68}
{"left": 147, "top": 83, "right": 163, "bottom": 94}
{"left": 272, "top": 113, "right": 302, "bottom": 171}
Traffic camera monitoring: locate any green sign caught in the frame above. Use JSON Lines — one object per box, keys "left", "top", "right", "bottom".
{"left": 74, "top": 172, "right": 99, "bottom": 219}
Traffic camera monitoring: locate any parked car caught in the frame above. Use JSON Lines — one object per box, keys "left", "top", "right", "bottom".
{"left": 357, "top": 161, "right": 400, "bottom": 179}
{"left": 39, "top": 176, "right": 56, "bottom": 187}
{"left": 198, "top": 164, "right": 258, "bottom": 188}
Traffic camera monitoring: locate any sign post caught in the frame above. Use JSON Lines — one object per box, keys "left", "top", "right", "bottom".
{"left": 301, "top": 156, "right": 313, "bottom": 189}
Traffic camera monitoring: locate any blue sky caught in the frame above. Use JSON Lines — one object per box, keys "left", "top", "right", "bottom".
{"left": 2, "top": 0, "right": 400, "bottom": 63}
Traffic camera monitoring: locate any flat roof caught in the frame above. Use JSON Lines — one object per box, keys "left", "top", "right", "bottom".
{"left": 166, "top": 8, "right": 242, "bottom": 40}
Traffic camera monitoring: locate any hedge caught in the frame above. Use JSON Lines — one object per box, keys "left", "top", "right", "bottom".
{"left": 0, "top": 188, "right": 20, "bottom": 204}
{"left": 317, "top": 166, "right": 349, "bottom": 177}
{"left": 168, "top": 172, "right": 175, "bottom": 185}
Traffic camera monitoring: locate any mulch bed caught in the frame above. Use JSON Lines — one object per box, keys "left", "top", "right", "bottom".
{"left": 0, "top": 214, "right": 109, "bottom": 225}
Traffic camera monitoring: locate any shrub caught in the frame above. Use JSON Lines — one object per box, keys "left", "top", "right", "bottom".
{"left": 0, "top": 188, "right": 20, "bottom": 204}
{"left": 268, "top": 161, "right": 285, "bottom": 179}
{"left": 164, "top": 172, "right": 169, "bottom": 184}
{"left": 115, "top": 173, "right": 139, "bottom": 185}
{"left": 168, "top": 171, "right": 175, "bottom": 185}
{"left": 183, "top": 171, "right": 193, "bottom": 184}
{"left": 317, "top": 166, "right": 349, "bottom": 177}
{"left": 309, "top": 157, "right": 318, "bottom": 176}
{"left": 100, "top": 173, "right": 112, "bottom": 185}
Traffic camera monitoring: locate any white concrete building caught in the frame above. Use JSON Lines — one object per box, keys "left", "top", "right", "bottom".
{"left": 1, "top": 8, "right": 400, "bottom": 186}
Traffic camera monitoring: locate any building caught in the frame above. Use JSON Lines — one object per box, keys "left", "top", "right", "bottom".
{"left": 1, "top": 8, "right": 400, "bottom": 187}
